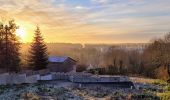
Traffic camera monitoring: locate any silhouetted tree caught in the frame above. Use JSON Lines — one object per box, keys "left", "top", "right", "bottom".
{"left": 0, "top": 20, "right": 21, "bottom": 72}
{"left": 28, "top": 26, "right": 48, "bottom": 70}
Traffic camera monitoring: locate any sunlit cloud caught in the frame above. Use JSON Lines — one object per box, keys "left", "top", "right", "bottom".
{"left": 0, "top": 0, "right": 169, "bottom": 43}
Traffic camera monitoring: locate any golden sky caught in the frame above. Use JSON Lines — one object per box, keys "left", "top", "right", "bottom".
{"left": 0, "top": 0, "right": 170, "bottom": 43}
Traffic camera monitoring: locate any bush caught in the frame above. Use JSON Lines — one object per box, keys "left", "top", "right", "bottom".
{"left": 157, "top": 92, "right": 170, "bottom": 100}
{"left": 87, "top": 68, "right": 106, "bottom": 75}
{"left": 132, "top": 93, "right": 159, "bottom": 100}
{"left": 152, "top": 79, "right": 167, "bottom": 85}
{"left": 20, "top": 92, "right": 40, "bottom": 100}
{"left": 76, "top": 65, "right": 87, "bottom": 72}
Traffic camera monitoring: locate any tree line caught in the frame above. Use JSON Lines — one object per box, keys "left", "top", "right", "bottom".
{"left": 0, "top": 20, "right": 48, "bottom": 72}
{"left": 76, "top": 33, "right": 170, "bottom": 81}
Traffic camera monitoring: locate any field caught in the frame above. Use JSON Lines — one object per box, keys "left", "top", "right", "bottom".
{"left": 0, "top": 77, "right": 169, "bottom": 100}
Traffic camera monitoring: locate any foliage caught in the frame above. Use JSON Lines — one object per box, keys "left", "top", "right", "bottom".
{"left": 76, "top": 64, "right": 87, "bottom": 72}
{"left": 0, "top": 20, "right": 21, "bottom": 72}
{"left": 28, "top": 26, "right": 48, "bottom": 70}
{"left": 157, "top": 92, "right": 170, "bottom": 100}
{"left": 152, "top": 79, "right": 168, "bottom": 85}
{"left": 88, "top": 67, "right": 106, "bottom": 75}
{"left": 144, "top": 33, "right": 170, "bottom": 81}
{"left": 20, "top": 92, "right": 40, "bottom": 100}
{"left": 106, "top": 65, "right": 118, "bottom": 75}
{"left": 132, "top": 93, "right": 160, "bottom": 100}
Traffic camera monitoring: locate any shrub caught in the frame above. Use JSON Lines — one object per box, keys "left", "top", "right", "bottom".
{"left": 132, "top": 93, "right": 160, "bottom": 100}
{"left": 76, "top": 65, "right": 87, "bottom": 72}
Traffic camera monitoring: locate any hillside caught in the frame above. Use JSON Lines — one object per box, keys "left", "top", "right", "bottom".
{"left": 0, "top": 77, "right": 168, "bottom": 100}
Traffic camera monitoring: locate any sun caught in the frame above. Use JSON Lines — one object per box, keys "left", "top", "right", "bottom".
{"left": 16, "top": 27, "right": 26, "bottom": 42}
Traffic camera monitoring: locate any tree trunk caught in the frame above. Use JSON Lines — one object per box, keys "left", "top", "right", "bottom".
{"left": 113, "top": 58, "right": 116, "bottom": 67}
{"left": 167, "top": 64, "right": 170, "bottom": 83}
{"left": 167, "top": 64, "right": 170, "bottom": 77}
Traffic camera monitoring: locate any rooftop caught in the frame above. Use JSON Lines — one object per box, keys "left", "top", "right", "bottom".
{"left": 48, "top": 56, "right": 68, "bottom": 63}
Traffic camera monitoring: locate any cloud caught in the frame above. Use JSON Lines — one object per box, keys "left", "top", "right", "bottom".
{"left": 74, "top": 6, "right": 89, "bottom": 10}
{"left": 91, "top": 0, "right": 108, "bottom": 4}
{"left": 0, "top": 0, "right": 169, "bottom": 43}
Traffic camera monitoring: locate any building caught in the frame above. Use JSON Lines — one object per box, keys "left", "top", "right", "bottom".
{"left": 47, "top": 56, "right": 76, "bottom": 72}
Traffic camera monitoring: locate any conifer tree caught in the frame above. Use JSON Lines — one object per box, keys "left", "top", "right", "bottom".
{"left": 0, "top": 20, "right": 21, "bottom": 72}
{"left": 28, "top": 26, "right": 48, "bottom": 70}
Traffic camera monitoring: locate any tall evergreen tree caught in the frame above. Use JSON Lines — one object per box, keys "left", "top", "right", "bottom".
{"left": 0, "top": 20, "right": 21, "bottom": 72}
{"left": 28, "top": 26, "right": 48, "bottom": 70}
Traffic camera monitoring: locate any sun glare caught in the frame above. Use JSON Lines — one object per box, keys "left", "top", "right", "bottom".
{"left": 16, "top": 27, "right": 26, "bottom": 42}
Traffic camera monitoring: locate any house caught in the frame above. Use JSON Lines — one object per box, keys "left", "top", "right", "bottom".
{"left": 47, "top": 56, "right": 76, "bottom": 73}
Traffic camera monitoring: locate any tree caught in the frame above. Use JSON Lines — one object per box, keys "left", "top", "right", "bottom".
{"left": 28, "top": 26, "right": 48, "bottom": 70}
{"left": 0, "top": 20, "right": 21, "bottom": 72}
{"left": 128, "top": 50, "right": 141, "bottom": 74}
{"left": 76, "top": 64, "right": 87, "bottom": 72}
{"left": 145, "top": 33, "right": 170, "bottom": 81}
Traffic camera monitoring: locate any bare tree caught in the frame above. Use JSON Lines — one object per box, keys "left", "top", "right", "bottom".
{"left": 145, "top": 33, "right": 170, "bottom": 81}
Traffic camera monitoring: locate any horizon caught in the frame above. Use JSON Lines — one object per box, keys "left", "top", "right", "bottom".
{"left": 0, "top": 0, "right": 170, "bottom": 43}
{"left": 21, "top": 42, "right": 150, "bottom": 45}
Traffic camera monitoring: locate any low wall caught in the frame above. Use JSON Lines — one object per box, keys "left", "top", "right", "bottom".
{"left": 26, "top": 74, "right": 39, "bottom": 83}
{"left": 0, "top": 72, "right": 133, "bottom": 86}
{"left": 69, "top": 75, "right": 131, "bottom": 83}
{"left": 0, "top": 73, "right": 39, "bottom": 85}
{"left": 0, "top": 73, "right": 9, "bottom": 85}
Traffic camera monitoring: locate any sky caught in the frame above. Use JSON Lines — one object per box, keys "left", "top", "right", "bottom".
{"left": 0, "top": 0, "right": 170, "bottom": 43}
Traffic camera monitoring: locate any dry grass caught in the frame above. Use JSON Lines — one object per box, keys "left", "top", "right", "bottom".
{"left": 130, "top": 77, "right": 156, "bottom": 84}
